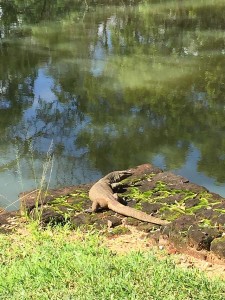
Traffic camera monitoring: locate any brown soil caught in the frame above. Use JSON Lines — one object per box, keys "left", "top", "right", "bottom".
{"left": 104, "top": 225, "right": 225, "bottom": 280}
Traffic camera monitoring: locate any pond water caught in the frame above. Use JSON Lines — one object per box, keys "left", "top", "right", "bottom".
{"left": 1, "top": 0, "right": 225, "bottom": 210}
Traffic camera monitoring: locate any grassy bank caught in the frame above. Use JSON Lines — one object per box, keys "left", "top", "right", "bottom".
{"left": 0, "top": 224, "right": 224, "bottom": 300}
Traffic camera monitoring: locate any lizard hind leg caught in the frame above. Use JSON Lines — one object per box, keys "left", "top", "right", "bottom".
{"left": 113, "top": 193, "right": 127, "bottom": 205}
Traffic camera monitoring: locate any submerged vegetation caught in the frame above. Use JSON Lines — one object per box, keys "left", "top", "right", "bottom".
{"left": 0, "top": 224, "right": 225, "bottom": 300}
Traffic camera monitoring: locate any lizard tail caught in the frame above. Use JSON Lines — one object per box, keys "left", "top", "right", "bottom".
{"left": 108, "top": 200, "right": 169, "bottom": 226}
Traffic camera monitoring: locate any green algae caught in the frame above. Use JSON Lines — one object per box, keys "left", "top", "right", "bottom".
{"left": 134, "top": 202, "right": 143, "bottom": 211}
{"left": 185, "top": 197, "right": 209, "bottom": 214}
{"left": 159, "top": 207, "right": 183, "bottom": 222}
{"left": 198, "top": 218, "right": 213, "bottom": 228}
{"left": 125, "top": 181, "right": 196, "bottom": 204}
{"left": 108, "top": 226, "right": 131, "bottom": 236}
{"left": 50, "top": 195, "right": 69, "bottom": 205}
{"left": 49, "top": 189, "right": 89, "bottom": 213}
{"left": 123, "top": 180, "right": 218, "bottom": 222}
{"left": 124, "top": 187, "right": 153, "bottom": 202}
{"left": 214, "top": 209, "right": 225, "bottom": 214}
{"left": 69, "top": 190, "right": 89, "bottom": 199}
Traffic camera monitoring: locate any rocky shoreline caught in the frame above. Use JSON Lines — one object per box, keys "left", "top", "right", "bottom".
{"left": 1, "top": 163, "right": 225, "bottom": 262}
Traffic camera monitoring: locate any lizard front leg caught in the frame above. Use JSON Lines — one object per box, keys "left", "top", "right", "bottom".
{"left": 84, "top": 200, "right": 100, "bottom": 213}
{"left": 92, "top": 200, "right": 101, "bottom": 212}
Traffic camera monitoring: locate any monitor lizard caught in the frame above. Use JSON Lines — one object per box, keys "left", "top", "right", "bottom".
{"left": 89, "top": 170, "right": 169, "bottom": 225}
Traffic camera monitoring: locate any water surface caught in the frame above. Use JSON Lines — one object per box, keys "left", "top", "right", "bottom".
{"left": 1, "top": 0, "right": 225, "bottom": 210}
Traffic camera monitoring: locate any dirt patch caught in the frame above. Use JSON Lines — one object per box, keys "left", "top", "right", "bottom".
{"left": 104, "top": 225, "right": 225, "bottom": 280}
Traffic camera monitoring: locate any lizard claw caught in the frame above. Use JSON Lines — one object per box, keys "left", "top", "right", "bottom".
{"left": 84, "top": 208, "right": 93, "bottom": 214}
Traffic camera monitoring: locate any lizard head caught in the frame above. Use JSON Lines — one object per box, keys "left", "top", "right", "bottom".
{"left": 113, "top": 170, "right": 133, "bottom": 182}
{"left": 103, "top": 170, "right": 133, "bottom": 183}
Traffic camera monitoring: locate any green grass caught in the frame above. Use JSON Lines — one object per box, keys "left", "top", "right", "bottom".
{"left": 0, "top": 224, "right": 224, "bottom": 300}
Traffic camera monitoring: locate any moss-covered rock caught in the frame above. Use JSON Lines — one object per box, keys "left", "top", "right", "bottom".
{"left": 210, "top": 237, "right": 225, "bottom": 259}
{"left": 187, "top": 225, "right": 222, "bottom": 251}
{"left": 2, "top": 163, "right": 225, "bottom": 261}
